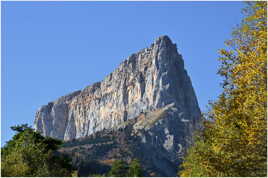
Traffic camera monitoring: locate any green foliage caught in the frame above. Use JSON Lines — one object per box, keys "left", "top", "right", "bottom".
{"left": 180, "top": 2, "right": 267, "bottom": 177}
{"left": 1, "top": 124, "right": 75, "bottom": 177}
{"left": 107, "top": 159, "right": 143, "bottom": 177}
{"left": 108, "top": 160, "right": 129, "bottom": 177}
{"left": 128, "top": 159, "right": 143, "bottom": 177}
{"left": 71, "top": 170, "right": 79, "bottom": 177}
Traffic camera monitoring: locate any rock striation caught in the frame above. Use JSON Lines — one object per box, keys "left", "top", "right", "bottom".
{"left": 34, "top": 35, "right": 201, "bottom": 176}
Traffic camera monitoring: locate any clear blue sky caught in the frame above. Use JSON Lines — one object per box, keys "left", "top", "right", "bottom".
{"left": 2, "top": 1, "right": 245, "bottom": 146}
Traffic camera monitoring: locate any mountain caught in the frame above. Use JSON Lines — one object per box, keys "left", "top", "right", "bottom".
{"left": 34, "top": 35, "right": 201, "bottom": 176}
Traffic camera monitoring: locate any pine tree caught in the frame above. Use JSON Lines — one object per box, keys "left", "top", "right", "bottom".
{"left": 179, "top": 2, "right": 267, "bottom": 177}
{"left": 1, "top": 124, "right": 75, "bottom": 177}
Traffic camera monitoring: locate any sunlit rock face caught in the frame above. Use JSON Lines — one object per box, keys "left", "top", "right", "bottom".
{"left": 34, "top": 36, "right": 201, "bottom": 168}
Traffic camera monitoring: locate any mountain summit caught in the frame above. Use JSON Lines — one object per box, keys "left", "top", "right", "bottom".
{"left": 34, "top": 35, "right": 201, "bottom": 176}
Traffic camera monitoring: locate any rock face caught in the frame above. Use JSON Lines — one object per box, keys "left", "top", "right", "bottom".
{"left": 34, "top": 35, "right": 201, "bottom": 176}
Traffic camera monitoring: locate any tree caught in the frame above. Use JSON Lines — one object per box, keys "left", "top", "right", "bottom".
{"left": 1, "top": 124, "right": 75, "bottom": 177}
{"left": 128, "top": 159, "right": 143, "bottom": 177}
{"left": 108, "top": 160, "right": 129, "bottom": 177}
{"left": 179, "top": 2, "right": 267, "bottom": 177}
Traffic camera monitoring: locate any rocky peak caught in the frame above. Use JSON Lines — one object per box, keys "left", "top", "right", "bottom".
{"left": 34, "top": 35, "right": 201, "bottom": 176}
{"left": 34, "top": 34, "right": 200, "bottom": 147}
{"left": 154, "top": 35, "right": 173, "bottom": 47}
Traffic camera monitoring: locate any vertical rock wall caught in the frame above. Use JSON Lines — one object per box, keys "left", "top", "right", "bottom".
{"left": 34, "top": 36, "right": 201, "bottom": 145}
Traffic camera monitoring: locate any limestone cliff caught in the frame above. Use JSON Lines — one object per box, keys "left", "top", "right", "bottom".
{"left": 34, "top": 36, "right": 201, "bottom": 175}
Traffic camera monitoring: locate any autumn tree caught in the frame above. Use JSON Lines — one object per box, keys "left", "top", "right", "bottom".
{"left": 179, "top": 2, "right": 267, "bottom": 177}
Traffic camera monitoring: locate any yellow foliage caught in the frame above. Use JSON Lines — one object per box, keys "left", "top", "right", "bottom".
{"left": 179, "top": 2, "right": 267, "bottom": 177}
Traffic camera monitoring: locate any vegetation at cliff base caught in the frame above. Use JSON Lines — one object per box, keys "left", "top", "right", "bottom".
{"left": 1, "top": 125, "right": 144, "bottom": 177}
{"left": 179, "top": 1, "right": 267, "bottom": 177}
{"left": 106, "top": 159, "right": 143, "bottom": 177}
{"left": 128, "top": 159, "right": 144, "bottom": 177}
{"left": 1, "top": 124, "right": 75, "bottom": 177}
{"left": 108, "top": 160, "right": 129, "bottom": 176}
